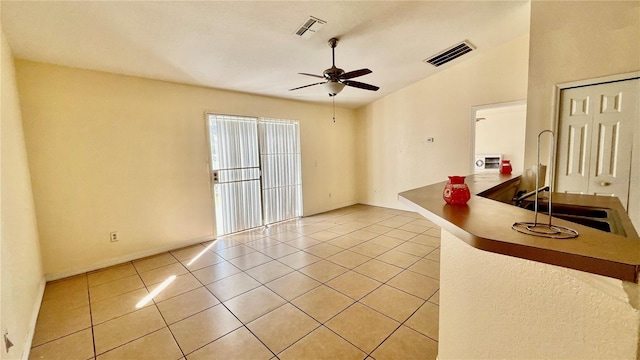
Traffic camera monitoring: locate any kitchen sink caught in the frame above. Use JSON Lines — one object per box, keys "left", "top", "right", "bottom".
{"left": 518, "top": 201, "right": 625, "bottom": 236}
{"left": 553, "top": 214, "right": 612, "bottom": 233}
{"left": 522, "top": 203, "right": 608, "bottom": 218}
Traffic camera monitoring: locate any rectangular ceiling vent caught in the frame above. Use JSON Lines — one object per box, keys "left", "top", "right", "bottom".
{"left": 424, "top": 40, "right": 475, "bottom": 67}
{"left": 294, "top": 16, "right": 326, "bottom": 39}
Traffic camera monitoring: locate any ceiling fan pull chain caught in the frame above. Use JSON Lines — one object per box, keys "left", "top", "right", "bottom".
{"left": 332, "top": 96, "right": 336, "bottom": 123}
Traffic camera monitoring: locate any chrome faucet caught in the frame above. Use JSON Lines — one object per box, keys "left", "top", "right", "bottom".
{"left": 513, "top": 185, "right": 550, "bottom": 206}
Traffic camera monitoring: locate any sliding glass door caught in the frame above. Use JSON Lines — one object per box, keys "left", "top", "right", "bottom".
{"left": 207, "top": 114, "right": 302, "bottom": 236}
{"left": 259, "top": 119, "right": 303, "bottom": 224}
{"left": 208, "top": 115, "right": 262, "bottom": 236}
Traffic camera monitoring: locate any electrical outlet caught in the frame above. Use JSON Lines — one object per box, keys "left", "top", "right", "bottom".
{"left": 110, "top": 231, "right": 119, "bottom": 242}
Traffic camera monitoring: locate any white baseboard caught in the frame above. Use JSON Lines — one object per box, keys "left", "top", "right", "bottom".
{"left": 360, "top": 198, "right": 413, "bottom": 212}
{"left": 21, "top": 277, "right": 46, "bottom": 360}
{"left": 45, "top": 235, "right": 214, "bottom": 281}
{"left": 303, "top": 200, "right": 358, "bottom": 217}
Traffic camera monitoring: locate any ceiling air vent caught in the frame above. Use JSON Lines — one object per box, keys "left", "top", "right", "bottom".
{"left": 424, "top": 40, "right": 475, "bottom": 67}
{"left": 294, "top": 16, "right": 326, "bottom": 39}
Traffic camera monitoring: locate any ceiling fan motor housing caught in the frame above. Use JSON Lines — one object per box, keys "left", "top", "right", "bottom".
{"left": 323, "top": 67, "right": 345, "bottom": 80}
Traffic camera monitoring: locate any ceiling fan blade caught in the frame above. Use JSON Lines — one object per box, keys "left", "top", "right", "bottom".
{"left": 289, "top": 81, "right": 326, "bottom": 91}
{"left": 299, "top": 72, "right": 325, "bottom": 79}
{"left": 339, "top": 68, "right": 372, "bottom": 80}
{"left": 342, "top": 80, "right": 379, "bottom": 91}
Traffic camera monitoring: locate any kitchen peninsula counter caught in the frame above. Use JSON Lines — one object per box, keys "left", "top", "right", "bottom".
{"left": 398, "top": 173, "right": 640, "bottom": 283}
{"left": 400, "top": 174, "right": 640, "bottom": 359}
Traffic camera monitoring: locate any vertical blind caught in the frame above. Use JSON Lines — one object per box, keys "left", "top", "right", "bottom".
{"left": 208, "top": 114, "right": 302, "bottom": 236}
{"left": 209, "top": 115, "right": 262, "bottom": 235}
{"left": 259, "top": 118, "right": 303, "bottom": 224}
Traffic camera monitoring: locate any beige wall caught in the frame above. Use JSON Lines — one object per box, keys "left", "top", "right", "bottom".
{"left": 15, "top": 61, "right": 358, "bottom": 278}
{"left": 526, "top": 1, "right": 640, "bottom": 229}
{"left": 356, "top": 34, "right": 530, "bottom": 209}
{"left": 439, "top": 229, "right": 639, "bottom": 359}
{"left": 0, "top": 31, "right": 44, "bottom": 359}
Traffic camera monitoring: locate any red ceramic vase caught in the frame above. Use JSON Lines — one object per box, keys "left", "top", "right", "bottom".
{"left": 500, "top": 160, "right": 513, "bottom": 174}
{"left": 443, "top": 176, "right": 471, "bottom": 205}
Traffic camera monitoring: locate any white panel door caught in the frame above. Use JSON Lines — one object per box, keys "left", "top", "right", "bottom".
{"left": 556, "top": 87, "right": 592, "bottom": 194}
{"left": 556, "top": 79, "right": 638, "bottom": 209}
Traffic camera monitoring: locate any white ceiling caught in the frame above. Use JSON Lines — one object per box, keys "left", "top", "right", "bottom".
{"left": 1, "top": 1, "right": 530, "bottom": 108}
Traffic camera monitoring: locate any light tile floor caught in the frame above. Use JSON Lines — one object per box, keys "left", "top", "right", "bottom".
{"left": 29, "top": 205, "right": 440, "bottom": 360}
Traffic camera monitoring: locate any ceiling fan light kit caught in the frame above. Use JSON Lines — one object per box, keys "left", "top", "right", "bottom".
{"left": 290, "top": 37, "right": 379, "bottom": 98}
{"left": 324, "top": 80, "right": 345, "bottom": 96}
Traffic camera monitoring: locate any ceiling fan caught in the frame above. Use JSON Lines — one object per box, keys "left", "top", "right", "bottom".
{"left": 290, "top": 38, "right": 380, "bottom": 97}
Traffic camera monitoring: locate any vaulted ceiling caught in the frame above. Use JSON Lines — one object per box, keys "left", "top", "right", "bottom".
{"left": 1, "top": 1, "right": 530, "bottom": 108}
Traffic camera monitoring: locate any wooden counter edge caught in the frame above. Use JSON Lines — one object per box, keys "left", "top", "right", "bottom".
{"left": 399, "top": 174, "right": 640, "bottom": 283}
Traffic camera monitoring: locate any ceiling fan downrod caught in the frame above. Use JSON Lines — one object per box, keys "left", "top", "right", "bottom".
{"left": 329, "top": 38, "right": 338, "bottom": 68}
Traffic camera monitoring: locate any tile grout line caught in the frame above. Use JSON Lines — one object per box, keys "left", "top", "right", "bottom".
{"left": 86, "top": 272, "right": 98, "bottom": 359}
{"left": 227, "top": 243, "right": 383, "bottom": 357}
{"left": 92, "top": 257, "right": 187, "bottom": 359}
{"left": 365, "top": 294, "right": 439, "bottom": 356}
{"left": 89, "top": 240, "right": 438, "bottom": 356}
{"left": 181, "top": 247, "right": 281, "bottom": 358}
{"left": 34, "top": 206, "right": 440, "bottom": 359}
{"left": 273, "top": 272, "right": 398, "bottom": 356}
{"left": 30, "top": 275, "right": 98, "bottom": 356}
{"left": 242, "top": 214, "right": 441, "bottom": 333}
{"left": 270, "top": 322, "right": 323, "bottom": 357}
{"left": 156, "top": 251, "right": 190, "bottom": 359}
{"left": 281, "top": 215, "right": 439, "bottom": 356}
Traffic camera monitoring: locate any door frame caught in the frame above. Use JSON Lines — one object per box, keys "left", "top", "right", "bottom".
{"left": 204, "top": 111, "right": 217, "bottom": 238}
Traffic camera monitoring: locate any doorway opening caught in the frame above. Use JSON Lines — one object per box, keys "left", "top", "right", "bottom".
{"left": 555, "top": 77, "right": 639, "bottom": 210}
{"left": 470, "top": 100, "right": 527, "bottom": 175}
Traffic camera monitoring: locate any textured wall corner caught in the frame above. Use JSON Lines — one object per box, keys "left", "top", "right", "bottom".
{"left": 623, "top": 281, "right": 640, "bottom": 311}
